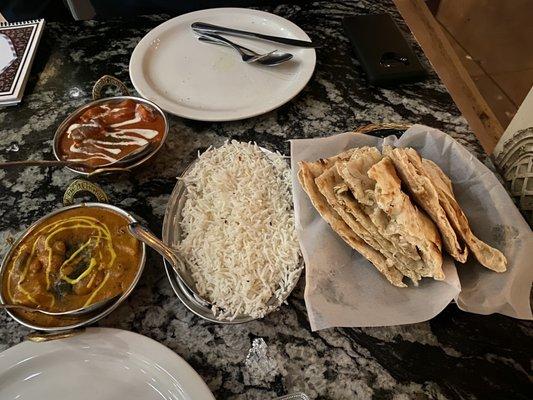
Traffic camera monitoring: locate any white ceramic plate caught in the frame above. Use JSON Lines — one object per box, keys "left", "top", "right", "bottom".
{"left": 129, "top": 8, "right": 316, "bottom": 121}
{"left": 0, "top": 328, "right": 215, "bottom": 400}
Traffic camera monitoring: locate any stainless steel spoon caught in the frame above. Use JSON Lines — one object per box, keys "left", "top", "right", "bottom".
{"left": 0, "top": 142, "right": 153, "bottom": 170}
{"left": 129, "top": 223, "right": 284, "bottom": 320}
{"left": 198, "top": 35, "right": 293, "bottom": 66}
{"left": 0, "top": 293, "right": 121, "bottom": 317}
{"left": 196, "top": 32, "right": 286, "bottom": 64}
{"left": 127, "top": 222, "right": 213, "bottom": 309}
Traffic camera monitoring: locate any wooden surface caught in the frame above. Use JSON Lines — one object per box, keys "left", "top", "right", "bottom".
{"left": 394, "top": 0, "right": 504, "bottom": 154}
{"left": 434, "top": 0, "right": 533, "bottom": 129}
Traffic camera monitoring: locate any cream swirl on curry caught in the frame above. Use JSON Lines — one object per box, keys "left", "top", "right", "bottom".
{"left": 58, "top": 99, "right": 165, "bottom": 168}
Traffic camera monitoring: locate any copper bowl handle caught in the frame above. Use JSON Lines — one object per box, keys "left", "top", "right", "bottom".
{"left": 26, "top": 328, "right": 86, "bottom": 343}
{"left": 92, "top": 75, "right": 130, "bottom": 100}
{"left": 63, "top": 179, "right": 109, "bottom": 205}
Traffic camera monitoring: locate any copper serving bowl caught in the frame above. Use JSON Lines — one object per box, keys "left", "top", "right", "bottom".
{"left": 53, "top": 75, "right": 169, "bottom": 177}
{"left": 0, "top": 180, "right": 147, "bottom": 332}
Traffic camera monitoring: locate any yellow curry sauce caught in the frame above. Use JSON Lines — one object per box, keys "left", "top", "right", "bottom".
{"left": 2, "top": 206, "right": 141, "bottom": 327}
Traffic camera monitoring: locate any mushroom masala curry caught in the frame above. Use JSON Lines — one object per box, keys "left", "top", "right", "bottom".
{"left": 1, "top": 206, "right": 142, "bottom": 327}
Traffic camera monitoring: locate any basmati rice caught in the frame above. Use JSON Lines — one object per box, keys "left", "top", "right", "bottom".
{"left": 179, "top": 141, "right": 302, "bottom": 320}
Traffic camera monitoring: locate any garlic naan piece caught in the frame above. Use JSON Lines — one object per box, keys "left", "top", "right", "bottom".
{"left": 386, "top": 146, "right": 506, "bottom": 272}
{"left": 298, "top": 157, "right": 406, "bottom": 287}
{"left": 384, "top": 145, "right": 469, "bottom": 263}
{"left": 367, "top": 157, "right": 444, "bottom": 280}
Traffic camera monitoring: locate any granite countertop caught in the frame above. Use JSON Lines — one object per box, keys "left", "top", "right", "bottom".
{"left": 0, "top": 1, "right": 531, "bottom": 399}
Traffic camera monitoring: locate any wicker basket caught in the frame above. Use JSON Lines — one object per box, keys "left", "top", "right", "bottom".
{"left": 352, "top": 122, "right": 412, "bottom": 136}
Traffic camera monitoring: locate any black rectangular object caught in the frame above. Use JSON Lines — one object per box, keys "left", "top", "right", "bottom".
{"left": 343, "top": 14, "right": 425, "bottom": 85}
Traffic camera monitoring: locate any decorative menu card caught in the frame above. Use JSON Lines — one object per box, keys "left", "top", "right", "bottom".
{"left": 0, "top": 19, "right": 45, "bottom": 106}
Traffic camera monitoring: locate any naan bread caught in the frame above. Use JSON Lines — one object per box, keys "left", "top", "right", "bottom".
{"left": 386, "top": 146, "right": 506, "bottom": 272}
{"left": 316, "top": 164, "right": 422, "bottom": 284}
{"left": 298, "top": 142, "right": 506, "bottom": 289}
{"left": 338, "top": 148, "right": 425, "bottom": 263}
{"left": 336, "top": 147, "right": 382, "bottom": 206}
{"left": 421, "top": 158, "right": 507, "bottom": 272}
{"left": 384, "top": 146, "right": 469, "bottom": 263}
{"left": 333, "top": 183, "right": 426, "bottom": 284}
{"left": 367, "top": 157, "right": 444, "bottom": 280}
{"left": 298, "top": 159, "right": 406, "bottom": 287}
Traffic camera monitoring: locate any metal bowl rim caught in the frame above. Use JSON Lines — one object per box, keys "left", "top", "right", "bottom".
{"left": 0, "top": 202, "right": 147, "bottom": 331}
{"left": 52, "top": 95, "right": 169, "bottom": 176}
{"left": 161, "top": 146, "right": 304, "bottom": 324}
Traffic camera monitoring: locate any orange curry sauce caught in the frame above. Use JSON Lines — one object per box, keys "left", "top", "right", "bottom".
{"left": 58, "top": 99, "right": 165, "bottom": 168}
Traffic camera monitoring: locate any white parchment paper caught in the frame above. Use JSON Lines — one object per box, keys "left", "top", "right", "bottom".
{"left": 291, "top": 125, "right": 533, "bottom": 330}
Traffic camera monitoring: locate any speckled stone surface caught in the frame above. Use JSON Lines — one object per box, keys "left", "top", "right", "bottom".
{"left": 0, "top": 1, "right": 531, "bottom": 399}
